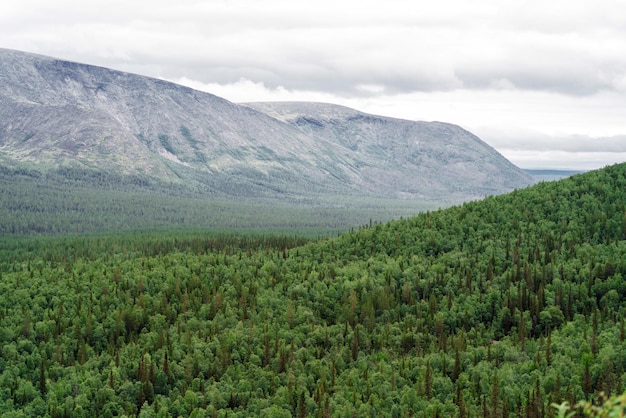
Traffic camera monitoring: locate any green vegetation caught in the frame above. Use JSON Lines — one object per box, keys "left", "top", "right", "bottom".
{"left": 158, "top": 134, "right": 175, "bottom": 155}
{"left": 0, "top": 165, "right": 438, "bottom": 237}
{"left": 0, "top": 163, "right": 625, "bottom": 417}
{"left": 552, "top": 392, "right": 626, "bottom": 417}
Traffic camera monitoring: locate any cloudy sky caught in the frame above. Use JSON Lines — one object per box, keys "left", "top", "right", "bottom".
{"left": 2, "top": 0, "right": 626, "bottom": 169}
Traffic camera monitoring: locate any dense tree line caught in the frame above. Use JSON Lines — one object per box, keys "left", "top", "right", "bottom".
{"left": 0, "top": 166, "right": 433, "bottom": 236}
{"left": 0, "top": 163, "right": 625, "bottom": 416}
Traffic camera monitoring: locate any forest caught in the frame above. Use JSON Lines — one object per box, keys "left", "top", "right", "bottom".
{"left": 0, "top": 165, "right": 437, "bottom": 236}
{"left": 0, "top": 163, "right": 625, "bottom": 417}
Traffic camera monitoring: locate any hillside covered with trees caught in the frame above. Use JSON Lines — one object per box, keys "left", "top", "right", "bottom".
{"left": 0, "top": 163, "right": 625, "bottom": 417}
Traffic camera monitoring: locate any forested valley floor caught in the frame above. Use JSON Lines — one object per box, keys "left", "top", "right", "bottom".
{"left": 0, "top": 165, "right": 439, "bottom": 236}
{"left": 1, "top": 163, "right": 625, "bottom": 417}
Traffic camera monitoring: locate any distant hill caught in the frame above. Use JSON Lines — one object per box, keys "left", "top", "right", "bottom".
{"left": 0, "top": 48, "right": 534, "bottom": 206}
{"left": 524, "top": 169, "right": 585, "bottom": 182}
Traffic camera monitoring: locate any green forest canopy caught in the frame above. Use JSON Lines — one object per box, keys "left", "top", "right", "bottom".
{"left": 0, "top": 163, "right": 625, "bottom": 417}
{"left": 0, "top": 165, "right": 439, "bottom": 236}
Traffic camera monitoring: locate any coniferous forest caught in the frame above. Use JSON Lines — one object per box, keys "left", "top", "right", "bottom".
{"left": 1, "top": 163, "right": 625, "bottom": 417}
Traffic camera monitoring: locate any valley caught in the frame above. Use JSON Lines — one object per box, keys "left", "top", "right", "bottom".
{"left": 0, "top": 48, "right": 624, "bottom": 417}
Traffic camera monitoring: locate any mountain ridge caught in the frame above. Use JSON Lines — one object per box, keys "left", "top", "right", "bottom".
{"left": 245, "top": 101, "right": 532, "bottom": 199}
{"left": 0, "top": 48, "right": 534, "bottom": 203}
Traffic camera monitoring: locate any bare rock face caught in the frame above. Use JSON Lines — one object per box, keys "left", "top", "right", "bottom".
{"left": 0, "top": 48, "right": 534, "bottom": 202}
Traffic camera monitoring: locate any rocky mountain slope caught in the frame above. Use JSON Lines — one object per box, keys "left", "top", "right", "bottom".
{"left": 245, "top": 101, "right": 534, "bottom": 200}
{"left": 0, "top": 48, "right": 534, "bottom": 203}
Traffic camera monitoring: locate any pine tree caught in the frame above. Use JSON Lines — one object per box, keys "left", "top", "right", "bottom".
{"left": 351, "top": 328, "right": 359, "bottom": 362}
{"left": 453, "top": 346, "right": 461, "bottom": 381}
{"left": 425, "top": 361, "right": 433, "bottom": 399}
{"left": 38, "top": 358, "right": 47, "bottom": 395}
{"left": 298, "top": 391, "right": 307, "bottom": 418}
{"left": 491, "top": 373, "right": 500, "bottom": 418}
{"left": 583, "top": 359, "right": 593, "bottom": 394}
{"left": 519, "top": 311, "right": 527, "bottom": 351}
{"left": 456, "top": 384, "right": 466, "bottom": 418}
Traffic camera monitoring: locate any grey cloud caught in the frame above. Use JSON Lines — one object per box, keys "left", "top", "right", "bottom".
{"left": 478, "top": 127, "right": 626, "bottom": 170}
{"left": 478, "top": 127, "right": 626, "bottom": 153}
{"left": 562, "top": 135, "right": 626, "bottom": 152}
{"left": 164, "top": 24, "right": 624, "bottom": 97}
{"left": 2, "top": 0, "right": 625, "bottom": 98}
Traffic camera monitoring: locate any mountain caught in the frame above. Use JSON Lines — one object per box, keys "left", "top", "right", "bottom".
{"left": 0, "top": 48, "right": 534, "bottom": 205}
{"left": 245, "top": 101, "right": 535, "bottom": 200}
{"left": 0, "top": 48, "right": 351, "bottom": 200}
{"left": 524, "top": 169, "right": 584, "bottom": 182}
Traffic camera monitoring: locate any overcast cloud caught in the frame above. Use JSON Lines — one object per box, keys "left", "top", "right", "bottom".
{"left": 2, "top": 0, "right": 625, "bottom": 169}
